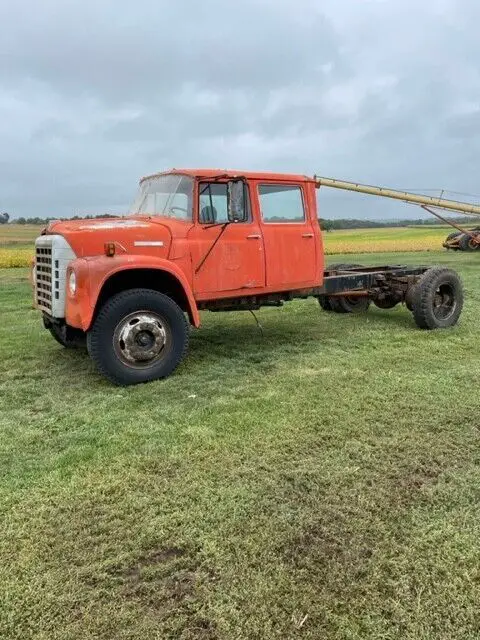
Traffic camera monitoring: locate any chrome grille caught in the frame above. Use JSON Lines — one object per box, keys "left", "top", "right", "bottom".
{"left": 36, "top": 246, "right": 53, "bottom": 313}
{"left": 34, "top": 235, "right": 76, "bottom": 318}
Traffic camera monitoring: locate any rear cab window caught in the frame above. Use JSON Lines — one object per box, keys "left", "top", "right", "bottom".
{"left": 258, "top": 184, "right": 305, "bottom": 223}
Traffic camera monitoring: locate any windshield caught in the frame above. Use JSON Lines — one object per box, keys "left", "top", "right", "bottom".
{"left": 130, "top": 174, "right": 194, "bottom": 220}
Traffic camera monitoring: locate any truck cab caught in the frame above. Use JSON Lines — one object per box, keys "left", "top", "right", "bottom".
{"left": 33, "top": 169, "right": 463, "bottom": 385}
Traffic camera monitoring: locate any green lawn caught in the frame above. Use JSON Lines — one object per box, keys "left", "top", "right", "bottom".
{"left": 1, "top": 252, "right": 480, "bottom": 639}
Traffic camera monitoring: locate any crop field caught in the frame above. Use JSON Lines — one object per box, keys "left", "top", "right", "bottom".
{"left": 0, "top": 224, "right": 451, "bottom": 267}
{"left": 0, "top": 224, "right": 39, "bottom": 267}
{"left": 1, "top": 251, "right": 480, "bottom": 639}
{"left": 322, "top": 226, "right": 447, "bottom": 254}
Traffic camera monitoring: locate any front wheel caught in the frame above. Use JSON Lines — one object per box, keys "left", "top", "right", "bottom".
{"left": 87, "top": 289, "right": 189, "bottom": 385}
{"left": 411, "top": 267, "right": 463, "bottom": 329}
{"left": 46, "top": 322, "right": 86, "bottom": 349}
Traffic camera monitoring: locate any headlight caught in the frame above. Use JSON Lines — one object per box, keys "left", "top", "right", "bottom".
{"left": 68, "top": 270, "right": 77, "bottom": 295}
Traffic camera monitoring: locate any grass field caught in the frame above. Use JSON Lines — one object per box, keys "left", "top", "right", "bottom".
{"left": 1, "top": 251, "right": 480, "bottom": 639}
{"left": 0, "top": 224, "right": 451, "bottom": 267}
{"left": 0, "top": 224, "right": 40, "bottom": 266}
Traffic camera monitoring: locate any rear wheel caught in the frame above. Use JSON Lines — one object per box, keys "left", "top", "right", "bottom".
{"left": 459, "top": 233, "right": 480, "bottom": 251}
{"left": 319, "top": 263, "right": 370, "bottom": 313}
{"left": 405, "top": 286, "right": 415, "bottom": 311}
{"left": 317, "top": 296, "right": 333, "bottom": 311}
{"left": 329, "top": 296, "right": 370, "bottom": 314}
{"left": 374, "top": 296, "right": 399, "bottom": 310}
{"left": 87, "top": 289, "right": 189, "bottom": 385}
{"left": 411, "top": 267, "right": 463, "bottom": 329}
{"left": 446, "top": 232, "right": 461, "bottom": 241}
{"left": 444, "top": 231, "right": 461, "bottom": 250}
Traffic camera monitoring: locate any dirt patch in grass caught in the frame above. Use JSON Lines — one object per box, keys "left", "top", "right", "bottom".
{"left": 112, "top": 545, "right": 218, "bottom": 638}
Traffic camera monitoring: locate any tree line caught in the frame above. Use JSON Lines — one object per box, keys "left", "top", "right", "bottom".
{"left": 319, "top": 216, "right": 480, "bottom": 230}
{"left": 5, "top": 214, "right": 120, "bottom": 225}
{"left": 4, "top": 214, "right": 480, "bottom": 229}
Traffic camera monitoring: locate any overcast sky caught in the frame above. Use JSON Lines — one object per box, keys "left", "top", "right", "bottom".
{"left": 1, "top": 0, "right": 480, "bottom": 220}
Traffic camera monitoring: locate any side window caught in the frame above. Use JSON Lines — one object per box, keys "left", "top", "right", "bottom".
{"left": 199, "top": 182, "right": 250, "bottom": 224}
{"left": 258, "top": 184, "right": 305, "bottom": 223}
{"left": 199, "top": 183, "right": 228, "bottom": 224}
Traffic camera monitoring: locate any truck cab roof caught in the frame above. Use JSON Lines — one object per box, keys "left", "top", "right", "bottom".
{"left": 139, "top": 168, "right": 314, "bottom": 184}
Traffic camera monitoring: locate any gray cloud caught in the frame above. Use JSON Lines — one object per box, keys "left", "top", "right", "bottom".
{"left": 1, "top": 0, "right": 479, "bottom": 219}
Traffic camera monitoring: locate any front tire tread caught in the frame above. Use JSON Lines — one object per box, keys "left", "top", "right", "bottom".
{"left": 87, "top": 289, "right": 189, "bottom": 385}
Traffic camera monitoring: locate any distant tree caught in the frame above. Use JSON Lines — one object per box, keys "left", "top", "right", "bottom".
{"left": 319, "top": 219, "right": 334, "bottom": 232}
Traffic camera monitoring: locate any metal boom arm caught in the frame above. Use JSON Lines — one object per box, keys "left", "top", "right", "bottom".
{"left": 314, "top": 176, "right": 480, "bottom": 216}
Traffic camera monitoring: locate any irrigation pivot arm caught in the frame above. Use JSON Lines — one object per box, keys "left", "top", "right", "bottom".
{"left": 314, "top": 176, "right": 480, "bottom": 216}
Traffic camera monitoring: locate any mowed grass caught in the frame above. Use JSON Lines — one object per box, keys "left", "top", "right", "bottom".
{"left": 0, "top": 224, "right": 453, "bottom": 267}
{"left": 1, "top": 251, "right": 480, "bottom": 639}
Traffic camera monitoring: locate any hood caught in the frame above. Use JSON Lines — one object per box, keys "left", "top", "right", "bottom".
{"left": 45, "top": 216, "right": 192, "bottom": 259}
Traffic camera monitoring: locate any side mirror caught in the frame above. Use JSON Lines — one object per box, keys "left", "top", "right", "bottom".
{"left": 227, "top": 180, "right": 247, "bottom": 222}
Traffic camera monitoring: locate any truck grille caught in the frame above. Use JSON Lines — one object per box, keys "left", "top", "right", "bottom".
{"left": 34, "top": 235, "right": 76, "bottom": 318}
{"left": 35, "top": 246, "right": 54, "bottom": 313}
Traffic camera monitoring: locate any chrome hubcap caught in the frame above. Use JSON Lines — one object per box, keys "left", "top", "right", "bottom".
{"left": 114, "top": 312, "right": 167, "bottom": 367}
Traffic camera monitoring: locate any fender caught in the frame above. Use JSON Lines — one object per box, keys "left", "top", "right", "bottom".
{"left": 65, "top": 254, "right": 200, "bottom": 331}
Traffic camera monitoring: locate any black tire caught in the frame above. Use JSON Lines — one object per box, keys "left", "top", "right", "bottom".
{"left": 317, "top": 295, "right": 333, "bottom": 311}
{"left": 87, "top": 289, "right": 189, "bottom": 385}
{"left": 321, "top": 263, "right": 370, "bottom": 314}
{"left": 48, "top": 324, "right": 86, "bottom": 349}
{"left": 330, "top": 296, "right": 371, "bottom": 314}
{"left": 459, "top": 233, "right": 480, "bottom": 251}
{"left": 318, "top": 264, "right": 354, "bottom": 311}
{"left": 318, "top": 263, "right": 352, "bottom": 311}
{"left": 445, "top": 232, "right": 460, "bottom": 242}
{"left": 444, "top": 231, "right": 461, "bottom": 250}
{"left": 411, "top": 267, "right": 463, "bottom": 330}
{"left": 374, "top": 296, "right": 399, "bottom": 310}
{"left": 405, "top": 286, "right": 415, "bottom": 311}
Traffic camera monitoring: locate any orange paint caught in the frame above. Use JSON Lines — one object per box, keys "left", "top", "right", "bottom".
{"left": 41, "top": 169, "right": 324, "bottom": 329}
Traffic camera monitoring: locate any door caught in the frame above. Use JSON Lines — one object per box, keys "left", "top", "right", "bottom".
{"left": 257, "top": 183, "right": 317, "bottom": 289}
{"left": 190, "top": 181, "right": 266, "bottom": 296}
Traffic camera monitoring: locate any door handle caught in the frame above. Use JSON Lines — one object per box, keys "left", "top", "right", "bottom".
{"left": 302, "top": 233, "right": 314, "bottom": 238}
{"left": 247, "top": 234, "right": 261, "bottom": 239}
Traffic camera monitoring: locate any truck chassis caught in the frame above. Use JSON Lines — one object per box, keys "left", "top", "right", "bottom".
{"left": 200, "top": 264, "right": 462, "bottom": 332}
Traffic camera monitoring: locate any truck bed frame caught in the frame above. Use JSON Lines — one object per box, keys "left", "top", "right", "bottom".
{"left": 199, "top": 264, "right": 428, "bottom": 312}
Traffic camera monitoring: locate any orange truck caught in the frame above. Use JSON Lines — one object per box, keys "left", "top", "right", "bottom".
{"left": 33, "top": 169, "right": 465, "bottom": 385}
